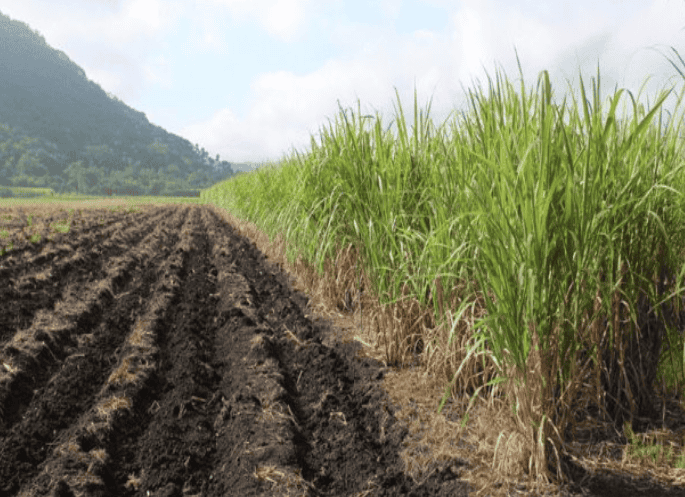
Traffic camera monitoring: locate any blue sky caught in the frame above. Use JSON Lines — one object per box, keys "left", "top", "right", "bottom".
{"left": 1, "top": 0, "right": 685, "bottom": 167}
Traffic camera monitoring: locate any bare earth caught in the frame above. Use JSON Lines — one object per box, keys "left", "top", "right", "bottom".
{"left": 0, "top": 203, "right": 472, "bottom": 496}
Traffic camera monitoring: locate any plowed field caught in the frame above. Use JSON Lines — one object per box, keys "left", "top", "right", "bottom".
{"left": 0, "top": 203, "right": 474, "bottom": 497}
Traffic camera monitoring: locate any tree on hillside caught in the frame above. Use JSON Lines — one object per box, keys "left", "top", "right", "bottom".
{"left": 51, "top": 174, "right": 65, "bottom": 193}
{"left": 137, "top": 167, "right": 156, "bottom": 192}
{"left": 166, "top": 164, "right": 181, "bottom": 177}
{"left": 79, "top": 166, "right": 103, "bottom": 193}
{"left": 187, "top": 169, "right": 212, "bottom": 187}
{"left": 64, "top": 160, "right": 84, "bottom": 191}
{"left": 83, "top": 144, "right": 114, "bottom": 170}
{"left": 147, "top": 177, "right": 168, "bottom": 196}
{"left": 15, "top": 151, "right": 48, "bottom": 177}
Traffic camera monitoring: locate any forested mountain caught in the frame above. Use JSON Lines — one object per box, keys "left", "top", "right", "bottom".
{"left": 0, "top": 10, "right": 239, "bottom": 197}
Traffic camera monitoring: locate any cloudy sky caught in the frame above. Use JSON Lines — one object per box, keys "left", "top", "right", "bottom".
{"left": 1, "top": 0, "right": 685, "bottom": 168}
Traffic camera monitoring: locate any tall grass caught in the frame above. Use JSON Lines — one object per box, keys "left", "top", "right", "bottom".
{"left": 202, "top": 51, "right": 685, "bottom": 484}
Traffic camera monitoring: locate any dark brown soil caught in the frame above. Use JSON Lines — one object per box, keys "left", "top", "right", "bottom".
{"left": 0, "top": 204, "right": 474, "bottom": 496}
{"left": 2, "top": 202, "right": 685, "bottom": 497}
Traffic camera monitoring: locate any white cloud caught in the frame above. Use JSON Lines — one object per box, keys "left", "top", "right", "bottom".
{"left": 3, "top": 0, "right": 685, "bottom": 163}
{"left": 120, "top": 0, "right": 168, "bottom": 34}
{"left": 195, "top": 0, "right": 314, "bottom": 42}
{"left": 183, "top": 1, "right": 632, "bottom": 162}
{"left": 188, "top": 58, "right": 397, "bottom": 162}
{"left": 141, "top": 54, "right": 173, "bottom": 88}
{"left": 262, "top": 0, "right": 310, "bottom": 41}
{"left": 612, "top": 0, "right": 685, "bottom": 88}
{"left": 377, "top": 0, "right": 402, "bottom": 20}
{"left": 8, "top": 0, "right": 183, "bottom": 46}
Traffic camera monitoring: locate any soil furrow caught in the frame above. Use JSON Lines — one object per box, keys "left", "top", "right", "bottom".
{"left": 0, "top": 204, "right": 474, "bottom": 497}
{"left": 0, "top": 206, "right": 191, "bottom": 495}
{"left": 24, "top": 205, "right": 201, "bottom": 496}
{"left": 0, "top": 206, "right": 172, "bottom": 342}
{"left": 0, "top": 205, "right": 160, "bottom": 259}
{"left": 0, "top": 206, "right": 187, "bottom": 416}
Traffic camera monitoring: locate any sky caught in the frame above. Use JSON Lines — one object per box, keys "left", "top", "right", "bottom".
{"left": 1, "top": 0, "right": 685, "bottom": 169}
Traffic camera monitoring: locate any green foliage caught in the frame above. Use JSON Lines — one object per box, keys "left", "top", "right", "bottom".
{"left": 16, "top": 151, "right": 48, "bottom": 178}
{"left": 187, "top": 169, "right": 213, "bottom": 187}
{"left": 201, "top": 55, "right": 685, "bottom": 449}
{"left": 147, "top": 140, "right": 169, "bottom": 156}
{"left": 166, "top": 164, "right": 181, "bottom": 177}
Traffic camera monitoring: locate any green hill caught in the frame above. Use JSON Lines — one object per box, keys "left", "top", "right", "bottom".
{"left": 0, "top": 10, "right": 237, "bottom": 197}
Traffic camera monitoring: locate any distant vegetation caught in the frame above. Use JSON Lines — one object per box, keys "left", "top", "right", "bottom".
{"left": 0, "top": 10, "right": 255, "bottom": 197}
